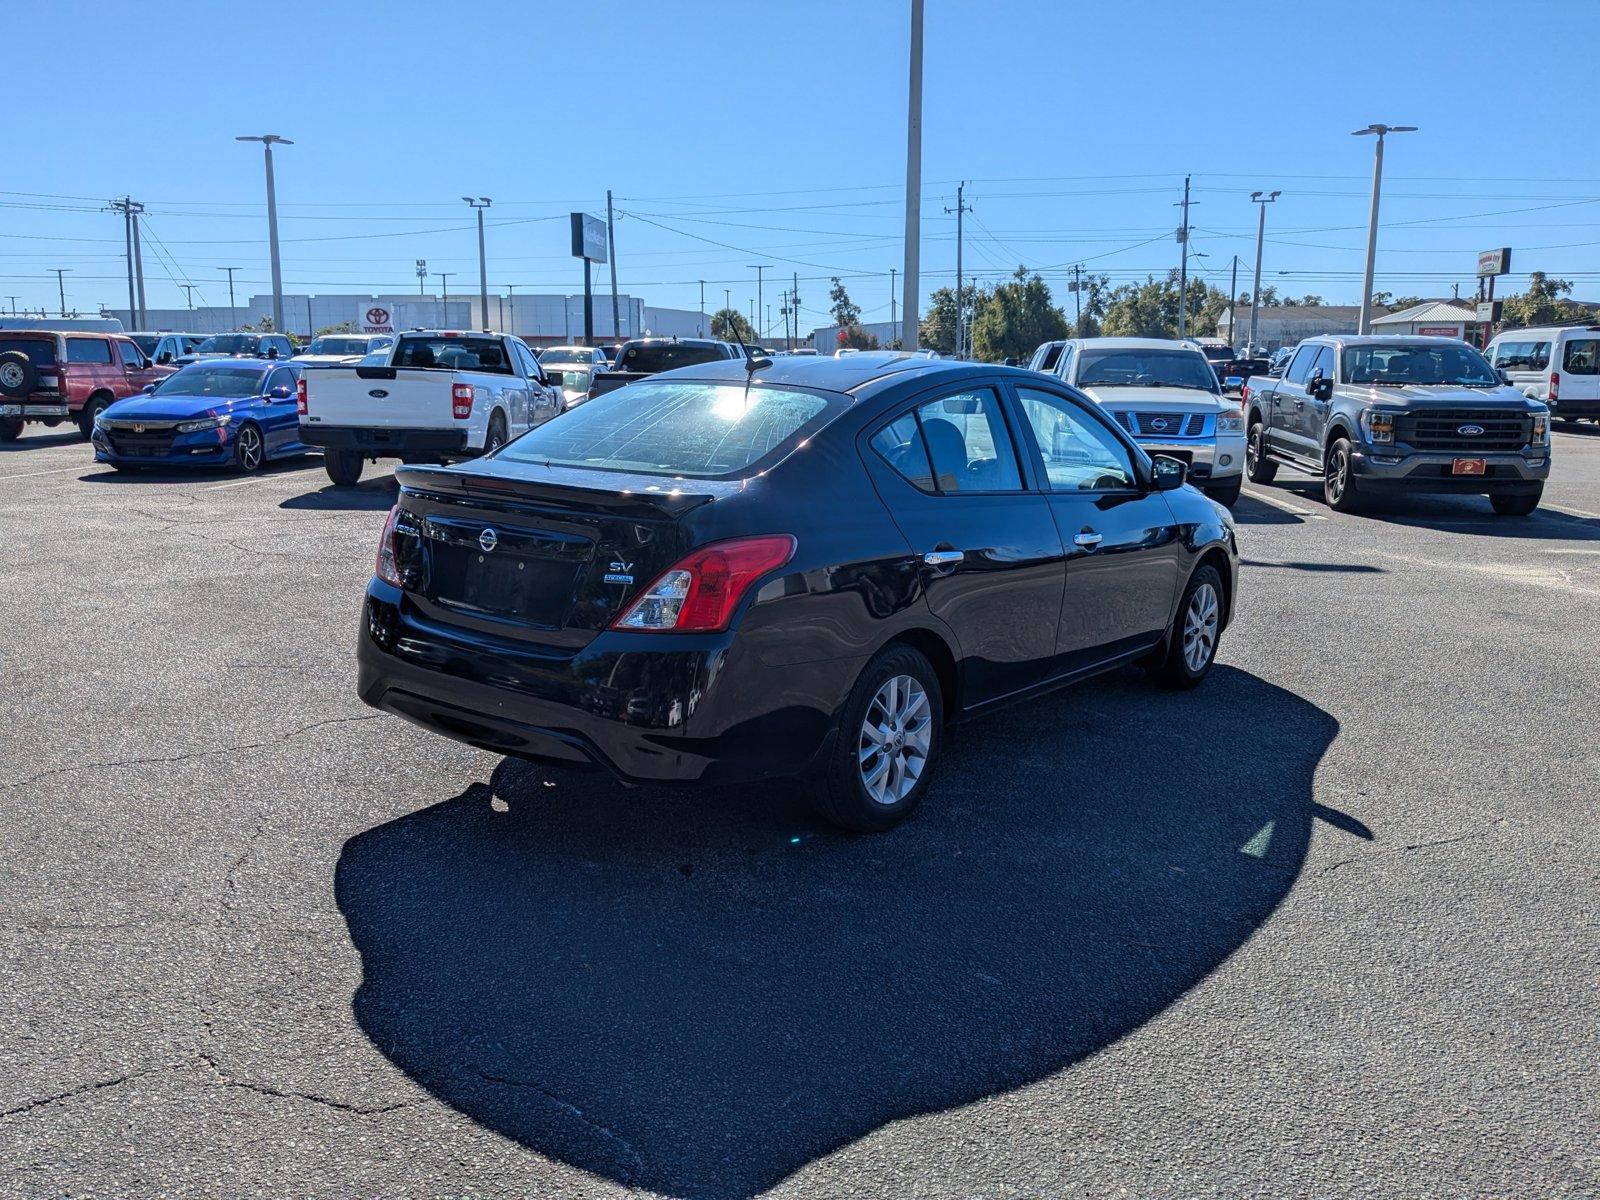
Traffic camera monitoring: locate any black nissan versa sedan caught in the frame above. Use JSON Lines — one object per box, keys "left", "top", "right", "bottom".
{"left": 357, "top": 352, "right": 1238, "bottom": 831}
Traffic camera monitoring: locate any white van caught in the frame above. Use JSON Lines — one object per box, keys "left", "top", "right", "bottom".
{"left": 1486, "top": 325, "right": 1600, "bottom": 422}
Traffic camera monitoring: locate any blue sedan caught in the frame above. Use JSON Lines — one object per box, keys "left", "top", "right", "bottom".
{"left": 92, "top": 359, "right": 307, "bottom": 473}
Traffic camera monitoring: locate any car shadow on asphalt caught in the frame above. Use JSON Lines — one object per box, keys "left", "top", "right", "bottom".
{"left": 1263, "top": 479, "right": 1600, "bottom": 541}
{"left": 335, "top": 665, "right": 1345, "bottom": 1199}
{"left": 1230, "top": 494, "right": 1304, "bottom": 526}
{"left": 75, "top": 458, "right": 322, "bottom": 486}
{"left": 279, "top": 475, "right": 398, "bottom": 511}
{"left": 0, "top": 430, "right": 82, "bottom": 453}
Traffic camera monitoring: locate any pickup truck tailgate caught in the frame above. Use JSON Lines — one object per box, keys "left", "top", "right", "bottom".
{"left": 303, "top": 366, "right": 452, "bottom": 429}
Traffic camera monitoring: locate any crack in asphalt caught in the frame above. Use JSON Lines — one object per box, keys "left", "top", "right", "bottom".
{"left": 0, "top": 1065, "right": 163, "bottom": 1120}
{"left": 197, "top": 1054, "right": 423, "bottom": 1117}
{"left": 0, "top": 714, "right": 381, "bottom": 792}
{"left": 1321, "top": 830, "right": 1488, "bottom": 874}
{"left": 477, "top": 1070, "right": 644, "bottom": 1182}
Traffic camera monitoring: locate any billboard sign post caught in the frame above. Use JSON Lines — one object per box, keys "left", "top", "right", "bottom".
{"left": 571, "top": 213, "right": 607, "bottom": 343}
{"left": 1475, "top": 248, "right": 1512, "bottom": 348}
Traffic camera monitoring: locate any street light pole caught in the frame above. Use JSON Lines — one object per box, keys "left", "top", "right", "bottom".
{"left": 746, "top": 265, "right": 768, "bottom": 339}
{"left": 890, "top": 267, "right": 898, "bottom": 346}
{"left": 435, "top": 273, "right": 454, "bottom": 327}
{"left": 1248, "top": 190, "right": 1281, "bottom": 354}
{"left": 698, "top": 280, "right": 705, "bottom": 337}
{"left": 463, "top": 197, "right": 491, "bottom": 329}
{"left": 180, "top": 283, "right": 196, "bottom": 311}
{"left": 218, "top": 267, "right": 240, "bottom": 331}
{"left": 50, "top": 269, "right": 70, "bottom": 317}
{"left": 236, "top": 134, "right": 292, "bottom": 332}
{"left": 901, "top": 0, "right": 924, "bottom": 350}
{"left": 1354, "top": 123, "right": 1417, "bottom": 335}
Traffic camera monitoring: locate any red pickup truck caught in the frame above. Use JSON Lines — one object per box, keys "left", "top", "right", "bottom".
{"left": 0, "top": 330, "right": 176, "bottom": 441}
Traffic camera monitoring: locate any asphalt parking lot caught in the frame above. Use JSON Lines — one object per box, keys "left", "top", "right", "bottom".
{"left": 2, "top": 426, "right": 1596, "bottom": 1198}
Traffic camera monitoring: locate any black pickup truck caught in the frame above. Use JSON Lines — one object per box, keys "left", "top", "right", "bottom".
{"left": 587, "top": 338, "right": 740, "bottom": 399}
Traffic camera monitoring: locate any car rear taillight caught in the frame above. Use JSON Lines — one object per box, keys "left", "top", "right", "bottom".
{"left": 611, "top": 535, "right": 796, "bottom": 633}
{"left": 1549, "top": 372, "right": 1559, "bottom": 401}
{"left": 375, "top": 505, "right": 404, "bottom": 587}
{"left": 452, "top": 382, "right": 474, "bottom": 419}
{"left": 296, "top": 377, "right": 308, "bottom": 415}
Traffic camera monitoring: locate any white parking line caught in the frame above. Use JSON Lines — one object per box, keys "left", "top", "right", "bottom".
{"left": 202, "top": 476, "right": 264, "bottom": 491}
{"left": 0, "top": 465, "right": 90, "bottom": 482}
{"left": 1542, "top": 501, "right": 1600, "bottom": 522}
{"left": 1242, "top": 486, "right": 1328, "bottom": 519}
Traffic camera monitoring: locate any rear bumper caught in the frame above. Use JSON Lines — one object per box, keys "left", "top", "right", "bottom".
{"left": 0, "top": 401, "right": 69, "bottom": 419}
{"left": 1350, "top": 447, "right": 1549, "bottom": 492}
{"left": 357, "top": 580, "right": 859, "bottom": 785}
{"left": 302, "top": 424, "right": 470, "bottom": 457}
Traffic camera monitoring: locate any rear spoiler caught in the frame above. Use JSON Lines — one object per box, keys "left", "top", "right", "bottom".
{"left": 395, "top": 464, "right": 720, "bottom": 519}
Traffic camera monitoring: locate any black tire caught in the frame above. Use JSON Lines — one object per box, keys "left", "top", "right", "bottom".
{"left": 1245, "top": 420, "right": 1277, "bottom": 483}
{"left": 0, "top": 350, "right": 38, "bottom": 398}
{"left": 1151, "top": 564, "right": 1224, "bottom": 690}
{"left": 77, "top": 393, "right": 112, "bottom": 441}
{"left": 1204, "top": 475, "right": 1243, "bottom": 507}
{"left": 1323, "top": 436, "right": 1364, "bottom": 512}
{"left": 324, "top": 449, "right": 363, "bottom": 487}
{"left": 814, "top": 644, "right": 943, "bottom": 833}
{"left": 0, "top": 416, "right": 22, "bottom": 443}
{"left": 1491, "top": 488, "right": 1541, "bottom": 516}
{"left": 232, "top": 422, "right": 265, "bottom": 474}
{"left": 483, "top": 412, "right": 508, "bottom": 456}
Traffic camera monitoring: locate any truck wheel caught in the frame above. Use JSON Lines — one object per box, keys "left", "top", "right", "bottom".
{"left": 77, "top": 394, "right": 112, "bottom": 441}
{"left": 1204, "top": 475, "right": 1242, "bottom": 507}
{"left": 814, "top": 644, "right": 943, "bottom": 834}
{"left": 1151, "top": 564, "right": 1224, "bottom": 690}
{"left": 0, "top": 416, "right": 22, "bottom": 442}
{"left": 484, "top": 412, "right": 508, "bottom": 455}
{"left": 1323, "top": 437, "right": 1364, "bottom": 512}
{"left": 232, "top": 422, "right": 264, "bottom": 474}
{"left": 324, "top": 449, "right": 363, "bottom": 487}
{"left": 1245, "top": 421, "right": 1277, "bottom": 483}
{"left": 1491, "top": 488, "right": 1541, "bottom": 516}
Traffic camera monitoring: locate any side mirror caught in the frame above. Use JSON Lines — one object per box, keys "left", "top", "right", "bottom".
{"left": 267, "top": 384, "right": 294, "bottom": 400}
{"left": 266, "top": 346, "right": 279, "bottom": 359}
{"left": 1310, "top": 374, "right": 1334, "bottom": 401}
{"left": 543, "top": 370, "right": 564, "bottom": 387}
{"left": 1151, "top": 455, "right": 1186, "bottom": 491}
{"left": 156, "top": 352, "right": 172, "bottom": 364}
{"left": 142, "top": 383, "right": 156, "bottom": 394}
{"left": 1496, "top": 367, "right": 1511, "bottom": 385}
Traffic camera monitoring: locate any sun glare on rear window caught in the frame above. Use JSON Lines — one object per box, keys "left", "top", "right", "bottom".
{"left": 497, "top": 380, "right": 832, "bottom": 478}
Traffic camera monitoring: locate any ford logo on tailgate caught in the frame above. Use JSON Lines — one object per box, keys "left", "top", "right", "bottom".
{"left": 368, "top": 388, "right": 389, "bottom": 398}
{"left": 1457, "top": 424, "right": 1484, "bottom": 436}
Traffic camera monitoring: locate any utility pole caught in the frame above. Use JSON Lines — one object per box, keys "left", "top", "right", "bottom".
{"left": 463, "top": 197, "right": 491, "bottom": 329}
{"left": 435, "top": 273, "right": 453, "bottom": 327}
{"left": 109, "top": 198, "right": 144, "bottom": 327}
{"left": 1227, "top": 255, "right": 1239, "bottom": 347}
{"left": 945, "top": 182, "right": 972, "bottom": 357}
{"left": 1071, "top": 264, "right": 1083, "bottom": 335}
{"left": 50, "top": 269, "right": 70, "bottom": 317}
{"left": 792, "top": 271, "right": 800, "bottom": 346}
{"left": 131, "top": 207, "right": 147, "bottom": 328}
{"left": 698, "top": 280, "right": 705, "bottom": 336}
{"left": 746, "top": 264, "right": 769, "bottom": 340}
{"left": 607, "top": 190, "right": 621, "bottom": 339}
{"left": 218, "top": 267, "right": 240, "bottom": 330}
{"left": 724, "top": 288, "right": 731, "bottom": 318}
{"left": 890, "top": 267, "right": 898, "bottom": 346}
{"left": 4, "top": 298, "right": 17, "bottom": 316}
{"left": 180, "top": 283, "right": 196, "bottom": 310}
{"left": 1175, "top": 175, "right": 1194, "bottom": 338}
{"left": 901, "top": 0, "right": 924, "bottom": 350}
{"left": 1248, "top": 190, "right": 1281, "bottom": 355}
{"left": 236, "top": 134, "right": 292, "bottom": 333}
{"left": 506, "top": 283, "right": 518, "bottom": 334}
{"left": 1354, "top": 123, "right": 1417, "bottom": 335}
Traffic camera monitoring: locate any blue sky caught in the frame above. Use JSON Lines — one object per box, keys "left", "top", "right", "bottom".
{"left": 9, "top": 0, "right": 1600, "bottom": 332}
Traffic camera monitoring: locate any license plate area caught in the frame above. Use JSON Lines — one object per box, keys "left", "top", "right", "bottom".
{"left": 1452, "top": 457, "right": 1487, "bottom": 476}
{"left": 423, "top": 518, "right": 592, "bottom": 629}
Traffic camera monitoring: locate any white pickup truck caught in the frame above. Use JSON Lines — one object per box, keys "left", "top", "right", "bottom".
{"left": 297, "top": 329, "right": 562, "bottom": 485}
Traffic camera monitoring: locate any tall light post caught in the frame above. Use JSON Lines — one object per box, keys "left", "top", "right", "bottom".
{"left": 463, "top": 197, "right": 491, "bottom": 328}
{"left": 901, "top": 0, "right": 924, "bottom": 350}
{"left": 746, "top": 264, "right": 769, "bottom": 338}
{"left": 1248, "top": 190, "right": 1281, "bottom": 355}
{"left": 180, "top": 283, "right": 196, "bottom": 311}
{"left": 698, "top": 279, "right": 705, "bottom": 336}
{"left": 218, "top": 267, "right": 241, "bottom": 331}
{"left": 1354, "top": 123, "right": 1417, "bottom": 334}
{"left": 50, "top": 269, "right": 70, "bottom": 317}
{"left": 236, "top": 134, "right": 292, "bottom": 333}
{"left": 435, "top": 273, "right": 454, "bottom": 327}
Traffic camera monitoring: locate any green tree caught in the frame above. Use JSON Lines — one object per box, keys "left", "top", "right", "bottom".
{"left": 1067, "top": 271, "right": 1110, "bottom": 337}
{"left": 314, "top": 321, "right": 356, "bottom": 337}
{"left": 828, "top": 278, "right": 862, "bottom": 328}
{"left": 1102, "top": 274, "right": 1181, "bottom": 338}
{"left": 1500, "top": 273, "right": 1592, "bottom": 328}
{"left": 1390, "top": 295, "right": 1424, "bottom": 312}
{"left": 710, "top": 307, "right": 755, "bottom": 343}
{"left": 970, "top": 267, "right": 1069, "bottom": 363}
{"left": 836, "top": 325, "right": 880, "bottom": 350}
{"left": 918, "top": 282, "right": 984, "bottom": 354}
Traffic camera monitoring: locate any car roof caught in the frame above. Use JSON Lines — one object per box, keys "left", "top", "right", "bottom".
{"left": 653, "top": 350, "right": 1040, "bottom": 398}
{"left": 1070, "top": 336, "right": 1206, "bottom": 352}
{"left": 183, "top": 357, "right": 280, "bottom": 368}
{"left": 1488, "top": 325, "right": 1600, "bottom": 338}
{"left": 1312, "top": 334, "right": 1474, "bottom": 348}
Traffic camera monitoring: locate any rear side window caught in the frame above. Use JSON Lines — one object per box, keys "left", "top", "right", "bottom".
{"left": 870, "top": 412, "right": 935, "bottom": 492}
{"left": 1562, "top": 339, "right": 1599, "bottom": 375}
{"left": 65, "top": 338, "right": 113, "bottom": 364}
{"left": 496, "top": 379, "right": 833, "bottom": 478}
{"left": 913, "top": 390, "right": 1022, "bottom": 493}
{"left": 1494, "top": 340, "right": 1551, "bottom": 371}
{"left": 0, "top": 337, "right": 57, "bottom": 366}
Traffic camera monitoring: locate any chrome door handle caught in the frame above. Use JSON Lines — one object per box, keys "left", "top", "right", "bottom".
{"left": 922, "top": 549, "right": 964, "bottom": 567}
{"left": 1074, "top": 530, "right": 1103, "bottom": 548}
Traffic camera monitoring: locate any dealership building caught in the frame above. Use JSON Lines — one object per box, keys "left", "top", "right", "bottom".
{"left": 104, "top": 292, "right": 706, "bottom": 346}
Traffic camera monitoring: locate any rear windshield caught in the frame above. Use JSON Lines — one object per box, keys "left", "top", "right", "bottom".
{"left": 129, "top": 334, "right": 159, "bottom": 355}
{"left": 196, "top": 334, "right": 262, "bottom": 355}
{"left": 392, "top": 335, "right": 512, "bottom": 375}
{"left": 1078, "top": 348, "right": 1219, "bottom": 393}
{"left": 616, "top": 343, "right": 727, "bottom": 373}
{"left": 1342, "top": 343, "right": 1496, "bottom": 386}
{"left": 307, "top": 336, "right": 380, "bottom": 356}
{"left": 154, "top": 366, "right": 268, "bottom": 397}
{"left": 539, "top": 347, "right": 592, "bottom": 366}
{"left": 0, "top": 336, "right": 57, "bottom": 366}
{"left": 496, "top": 379, "right": 832, "bottom": 478}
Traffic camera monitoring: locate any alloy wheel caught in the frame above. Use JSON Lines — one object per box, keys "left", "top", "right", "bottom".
{"left": 858, "top": 674, "right": 932, "bottom": 806}
{"left": 1327, "top": 446, "right": 1347, "bottom": 503}
{"left": 1182, "top": 582, "right": 1220, "bottom": 673}
{"left": 238, "top": 426, "right": 262, "bottom": 471}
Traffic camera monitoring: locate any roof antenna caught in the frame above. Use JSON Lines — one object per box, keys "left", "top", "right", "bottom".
{"left": 727, "top": 320, "right": 770, "bottom": 373}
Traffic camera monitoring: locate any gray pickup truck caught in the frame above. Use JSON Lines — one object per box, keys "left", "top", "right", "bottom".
{"left": 1243, "top": 335, "right": 1551, "bottom": 515}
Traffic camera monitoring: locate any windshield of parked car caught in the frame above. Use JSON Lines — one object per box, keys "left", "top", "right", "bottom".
{"left": 616, "top": 343, "right": 727, "bottom": 373}
{"left": 129, "top": 334, "right": 159, "bottom": 355}
{"left": 307, "top": 336, "right": 378, "bottom": 356}
{"left": 1342, "top": 343, "right": 1497, "bottom": 386}
{"left": 391, "top": 335, "right": 513, "bottom": 375}
{"left": 1077, "top": 348, "right": 1219, "bottom": 392}
{"left": 153, "top": 365, "right": 268, "bottom": 397}
{"left": 196, "top": 335, "right": 261, "bottom": 355}
{"left": 496, "top": 380, "right": 833, "bottom": 478}
{"left": 538, "top": 347, "right": 592, "bottom": 366}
